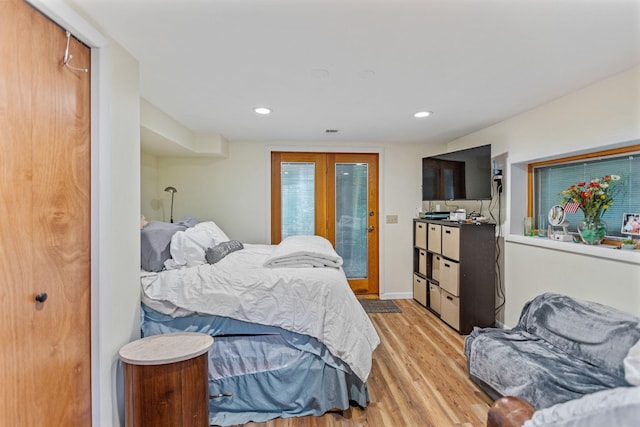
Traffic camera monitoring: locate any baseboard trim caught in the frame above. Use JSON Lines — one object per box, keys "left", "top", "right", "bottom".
{"left": 380, "top": 292, "right": 413, "bottom": 300}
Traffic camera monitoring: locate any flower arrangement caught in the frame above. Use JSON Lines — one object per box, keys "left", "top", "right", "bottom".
{"left": 561, "top": 174, "right": 621, "bottom": 220}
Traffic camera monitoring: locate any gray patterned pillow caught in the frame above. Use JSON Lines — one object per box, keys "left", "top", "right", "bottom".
{"left": 205, "top": 240, "right": 244, "bottom": 264}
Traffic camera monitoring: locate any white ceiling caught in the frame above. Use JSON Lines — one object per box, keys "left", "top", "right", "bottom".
{"left": 71, "top": 0, "right": 640, "bottom": 145}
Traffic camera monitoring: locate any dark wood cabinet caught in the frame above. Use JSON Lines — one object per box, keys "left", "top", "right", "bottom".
{"left": 120, "top": 333, "right": 214, "bottom": 427}
{"left": 413, "top": 219, "right": 495, "bottom": 334}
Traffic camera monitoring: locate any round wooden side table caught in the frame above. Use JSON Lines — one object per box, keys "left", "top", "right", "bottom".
{"left": 119, "top": 332, "right": 214, "bottom": 427}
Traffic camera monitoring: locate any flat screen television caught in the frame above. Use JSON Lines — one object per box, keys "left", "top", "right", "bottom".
{"left": 422, "top": 144, "right": 492, "bottom": 201}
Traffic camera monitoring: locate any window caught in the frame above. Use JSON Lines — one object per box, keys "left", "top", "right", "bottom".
{"left": 280, "top": 162, "right": 316, "bottom": 238}
{"left": 530, "top": 143, "right": 640, "bottom": 238}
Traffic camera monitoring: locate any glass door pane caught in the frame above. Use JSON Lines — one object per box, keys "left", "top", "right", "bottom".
{"left": 281, "top": 162, "right": 315, "bottom": 239}
{"left": 335, "top": 163, "right": 368, "bottom": 279}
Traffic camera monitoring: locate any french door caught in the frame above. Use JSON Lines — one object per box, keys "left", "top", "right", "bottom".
{"left": 271, "top": 152, "right": 379, "bottom": 295}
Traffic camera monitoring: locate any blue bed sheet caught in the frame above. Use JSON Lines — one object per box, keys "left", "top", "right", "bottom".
{"left": 141, "top": 304, "right": 370, "bottom": 426}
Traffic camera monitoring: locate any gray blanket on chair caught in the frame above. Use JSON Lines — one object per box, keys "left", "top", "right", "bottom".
{"left": 464, "top": 293, "right": 640, "bottom": 409}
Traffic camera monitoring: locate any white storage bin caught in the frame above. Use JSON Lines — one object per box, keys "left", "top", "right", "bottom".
{"left": 440, "top": 290, "right": 460, "bottom": 331}
{"left": 442, "top": 226, "right": 460, "bottom": 261}
{"left": 413, "top": 274, "right": 427, "bottom": 306}
{"left": 432, "top": 254, "right": 441, "bottom": 282}
{"left": 429, "top": 283, "right": 441, "bottom": 315}
{"left": 439, "top": 259, "right": 460, "bottom": 296}
{"left": 415, "top": 222, "right": 427, "bottom": 249}
{"left": 418, "top": 250, "right": 427, "bottom": 276}
{"left": 427, "top": 223, "right": 442, "bottom": 253}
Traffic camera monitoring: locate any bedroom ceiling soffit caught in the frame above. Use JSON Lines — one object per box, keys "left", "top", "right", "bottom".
{"left": 141, "top": 98, "right": 229, "bottom": 158}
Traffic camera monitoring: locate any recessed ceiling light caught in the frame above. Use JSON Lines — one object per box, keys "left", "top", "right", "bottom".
{"left": 414, "top": 111, "right": 433, "bottom": 118}
{"left": 254, "top": 107, "right": 272, "bottom": 115}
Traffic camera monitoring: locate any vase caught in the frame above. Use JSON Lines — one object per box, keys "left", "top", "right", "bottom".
{"left": 576, "top": 217, "right": 607, "bottom": 245}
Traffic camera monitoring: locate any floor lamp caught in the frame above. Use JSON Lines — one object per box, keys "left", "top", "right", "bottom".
{"left": 164, "top": 186, "right": 177, "bottom": 223}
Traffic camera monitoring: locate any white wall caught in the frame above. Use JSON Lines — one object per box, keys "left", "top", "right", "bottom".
{"left": 141, "top": 151, "right": 161, "bottom": 221}
{"left": 448, "top": 67, "right": 640, "bottom": 327}
{"left": 92, "top": 39, "right": 141, "bottom": 427}
{"left": 155, "top": 142, "right": 267, "bottom": 240}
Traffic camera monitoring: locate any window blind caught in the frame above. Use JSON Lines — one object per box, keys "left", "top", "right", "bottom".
{"left": 534, "top": 152, "right": 640, "bottom": 237}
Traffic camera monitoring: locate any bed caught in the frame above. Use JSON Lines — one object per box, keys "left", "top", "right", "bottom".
{"left": 139, "top": 220, "right": 381, "bottom": 426}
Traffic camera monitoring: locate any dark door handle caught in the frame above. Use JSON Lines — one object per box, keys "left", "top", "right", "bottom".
{"left": 35, "top": 293, "right": 48, "bottom": 303}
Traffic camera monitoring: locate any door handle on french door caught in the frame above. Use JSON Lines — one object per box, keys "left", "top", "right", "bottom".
{"left": 368, "top": 226, "right": 375, "bottom": 232}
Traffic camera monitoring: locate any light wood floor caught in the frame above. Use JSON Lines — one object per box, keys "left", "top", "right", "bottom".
{"left": 234, "top": 299, "right": 493, "bottom": 427}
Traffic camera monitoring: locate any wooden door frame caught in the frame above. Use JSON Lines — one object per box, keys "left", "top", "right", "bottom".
{"left": 270, "top": 152, "right": 328, "bottom": 243}
{"left": 327, "top": 153, "right": 379, "bottom": 295}
{"left": 270, "top": 151, "right": 380, "bottom": 295}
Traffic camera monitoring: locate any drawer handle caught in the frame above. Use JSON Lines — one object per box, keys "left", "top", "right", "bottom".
{"left": 418, "top": 224, "right": 423, "bottom": 228}
{"left": 445, "top": 230, "right": 451, "bottom": 234}
{"left": 446, "top": 295, "right": 453, "bottom": 301}
{"left": 444, "top": 263, "right": 450, "bottom": 268}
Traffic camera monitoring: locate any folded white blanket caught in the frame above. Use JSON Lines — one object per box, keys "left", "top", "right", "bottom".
{"left": 264, "top": 235, "right": 343, "bottom": 268}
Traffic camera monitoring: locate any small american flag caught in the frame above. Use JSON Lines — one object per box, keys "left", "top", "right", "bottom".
{"left": 563, "top": 201, "right": 580, "bottom": 214}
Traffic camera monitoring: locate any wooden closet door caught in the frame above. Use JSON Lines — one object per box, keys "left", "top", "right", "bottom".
{"left": 0, "top": 0, "right": 92, "bottom": 425}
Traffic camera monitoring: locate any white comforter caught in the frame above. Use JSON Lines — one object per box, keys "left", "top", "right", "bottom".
{"left": 263, "top": 235, "right": 344, "bottom": 268}
{"left": 141, "top": 243, "right": 380, "bottom": 382}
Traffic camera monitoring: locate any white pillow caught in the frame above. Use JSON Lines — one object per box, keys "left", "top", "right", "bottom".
{"left": 166, "top": 221, "right": 230, "bottom": 269}
{"left": 624, "top": 339, "right": 640, "bottom": 386}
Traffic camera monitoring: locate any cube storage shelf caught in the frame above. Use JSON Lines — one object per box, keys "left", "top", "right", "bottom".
{"left": 413, "top": 219, "right": 496, "bottom": 334}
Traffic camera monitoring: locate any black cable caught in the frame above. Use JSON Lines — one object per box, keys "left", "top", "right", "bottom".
{"left": 494, "top": 187, "right": 505, "bottom": 315}
{"left": 488, "top": 174, "right": 505, "bottom": 316}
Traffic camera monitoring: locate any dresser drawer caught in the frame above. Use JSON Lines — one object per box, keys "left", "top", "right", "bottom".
{"left": 442, "top": 226, "right": 460, "bottom": 261}
{"left": 418, "top": 249, "right": 427, "bottom": 276}
{"left": 427, "top": 223, "right": 442, "bottom": 253}
{"left": 440, "top": 290, "right": 460, "bottom": 331}
{"left": 429, "top": 282, "right": 441, "bottom": 315}
{"left": 413, "top": 274, "right": 427, "bottom": 307}
{"left": 415, "top": 222, "right": 427, "bottom": 249}
{"left": 439, "top": 259, "right": 459, "bottom": 296}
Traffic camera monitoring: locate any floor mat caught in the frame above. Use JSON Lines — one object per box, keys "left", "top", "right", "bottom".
{"left": 359, "top": 299, "right": 401, "bottom": 313}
